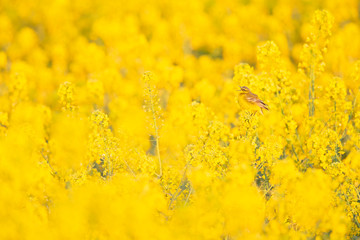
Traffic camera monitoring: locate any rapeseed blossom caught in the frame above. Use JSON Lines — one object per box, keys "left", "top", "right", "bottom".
{"left": 0, "top": 0, "right": 360, "bottom": 239}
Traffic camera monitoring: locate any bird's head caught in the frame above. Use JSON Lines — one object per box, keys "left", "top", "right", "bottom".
{"left": 238, "top": 86, "right": 250, "bottom": 94}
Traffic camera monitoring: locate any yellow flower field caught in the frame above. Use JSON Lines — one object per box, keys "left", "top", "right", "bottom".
{"left": 1, "top": 0, "right": 360, "bottom": 239}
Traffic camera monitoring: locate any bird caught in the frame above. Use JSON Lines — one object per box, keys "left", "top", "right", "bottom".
{"left": 237, "top": 86, "right": 269, "bottom": 114}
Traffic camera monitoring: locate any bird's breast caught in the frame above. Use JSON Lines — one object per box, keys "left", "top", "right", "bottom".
{"left": 237, "top": 95, "right": 259, "bottom": 112}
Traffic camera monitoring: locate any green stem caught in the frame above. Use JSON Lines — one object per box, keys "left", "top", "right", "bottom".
{"left": 149, "top": 88, "right": 162, "bottom": 178}
{"left": 334, "top": 100, "right": 340, "bottom": 162}
{"left": 309, "top": 65, "right": 315, "bottom": 117}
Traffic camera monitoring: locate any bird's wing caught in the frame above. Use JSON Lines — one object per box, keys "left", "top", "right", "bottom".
{"left": 246, "top": 93, "right": 259, "bottom": 103}
{"left": 246, "top": 93, "right": 269, "bottom": 110}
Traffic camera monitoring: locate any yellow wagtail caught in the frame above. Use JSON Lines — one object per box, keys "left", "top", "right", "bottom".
{"left": 237, "top": 86, "right": 269, "bottom": 114}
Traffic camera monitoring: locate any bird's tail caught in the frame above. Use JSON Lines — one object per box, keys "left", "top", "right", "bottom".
{"left": 259, "top": 100, "right": 269, "bottom": 111}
